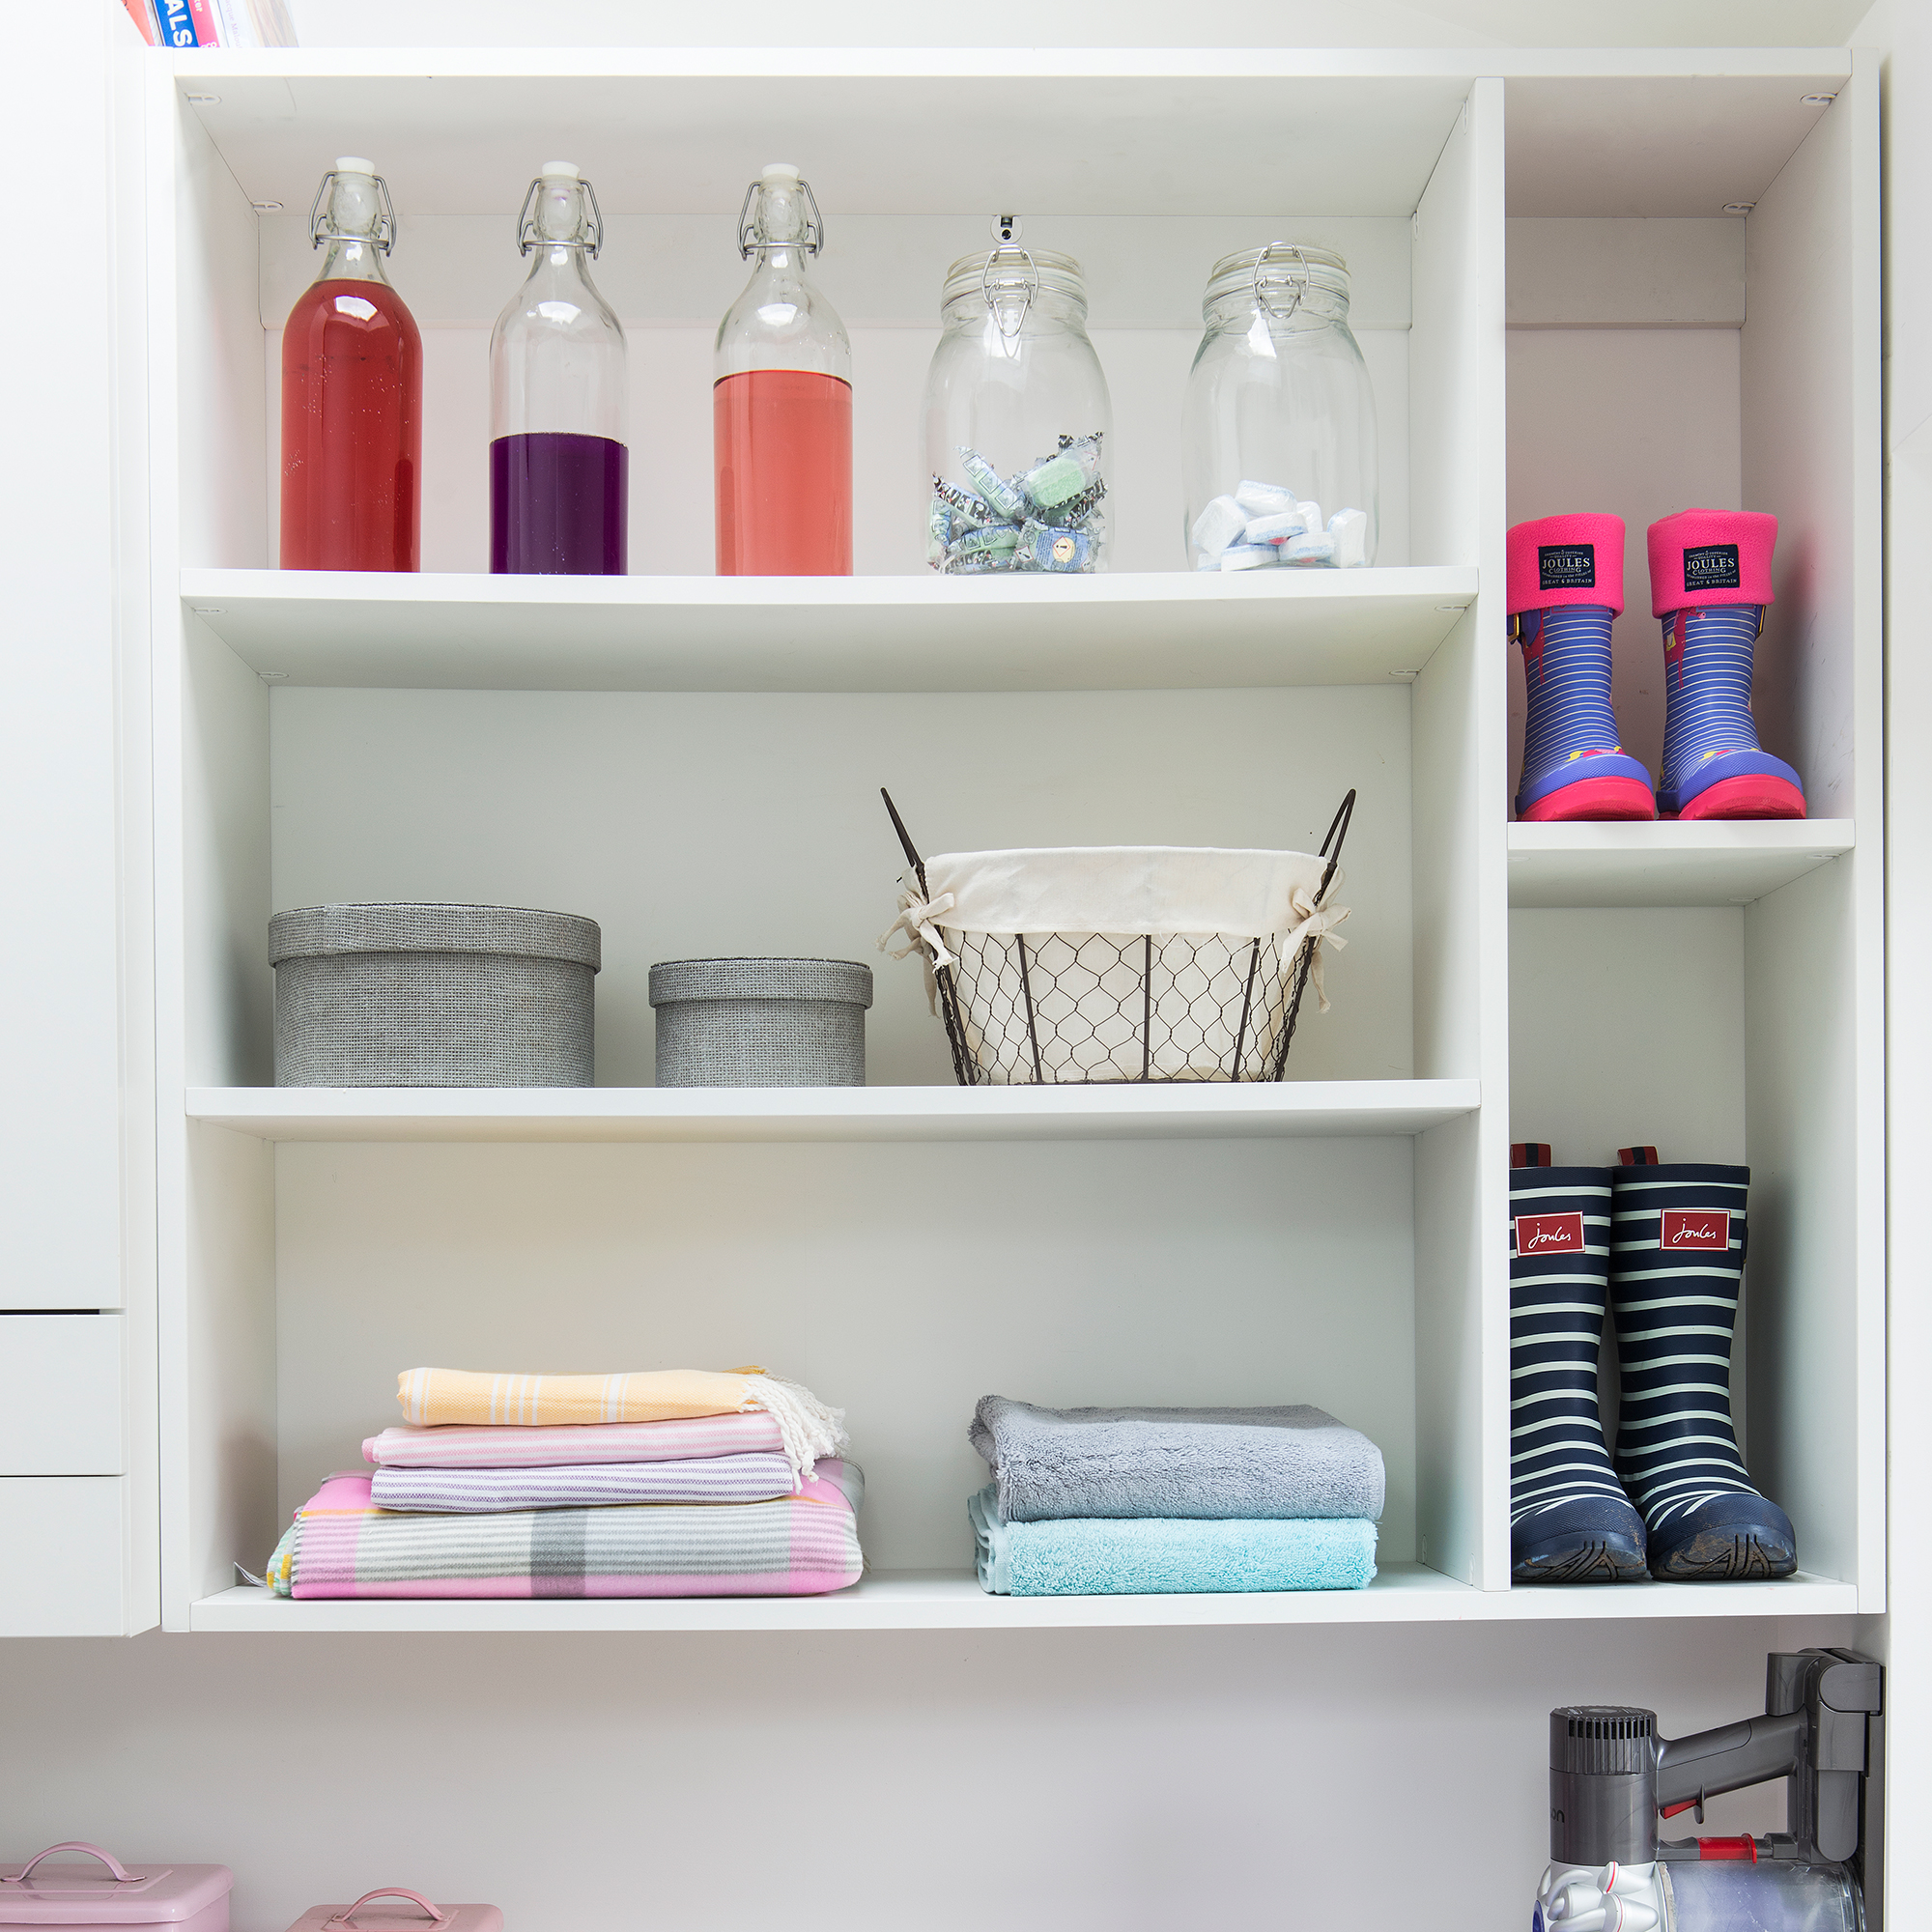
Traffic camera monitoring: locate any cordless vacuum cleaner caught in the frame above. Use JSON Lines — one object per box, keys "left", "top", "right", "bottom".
{"left": 1536, "top": 1649, "right": 1882, "bottom": 1931}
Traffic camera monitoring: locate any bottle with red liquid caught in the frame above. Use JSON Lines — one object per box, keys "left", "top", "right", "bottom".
{"left": 714, "top": 164, "right": 852, "bottom": 575}
{"left": 280, "top": 157, "right": 421, "bottom": 572}
{"left": 490, "top": 162, "right": 628, "bottom": 575}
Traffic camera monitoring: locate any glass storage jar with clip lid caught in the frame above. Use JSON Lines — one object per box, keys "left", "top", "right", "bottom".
{"left": 1182, "top": 242, "right": 1378, "bottom": 573}
{"left": 490, "top": 161, "right": 628, "bottom": 576}
{"left": 922, "top": 219, "right": 1113, "bottom": 575}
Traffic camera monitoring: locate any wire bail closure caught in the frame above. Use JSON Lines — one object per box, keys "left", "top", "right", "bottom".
{"left": 981, "top": 244, "right": 1038, "bottom": 341}
{"left": 1254, "top": 241, "right": 1309, "bottom": 323}
{"left": 737, "top": 175, "right": 824, "bottom": 260}
{"left": 517, "top": 173, "right": 605, "bottom": 258}
{"left": 308, "top": 169, "right": 397, "bottom": 255}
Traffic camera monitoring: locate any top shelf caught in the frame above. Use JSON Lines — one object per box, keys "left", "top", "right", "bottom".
{"left": 168, "top": 49, "right": 1850, "bottom": 220}
{"left": 181, "top": 566, "right": 1474, "bottom": 693}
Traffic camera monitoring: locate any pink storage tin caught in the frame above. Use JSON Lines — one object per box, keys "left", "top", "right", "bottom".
{"left": 286, "top": 1892, "right": 500, "bottom": 1932}
{"left": 0, "top": 1844, "right": 232, "bottom": 1932}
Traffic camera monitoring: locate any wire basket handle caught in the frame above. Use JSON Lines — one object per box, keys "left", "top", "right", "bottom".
{"left": 879, "top": 788, "right": 930, "bottom": 898}
{"left": 1316, "top": 788, "right": 1356, "bottom": 898}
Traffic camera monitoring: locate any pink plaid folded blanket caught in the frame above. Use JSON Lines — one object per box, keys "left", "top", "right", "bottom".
{"left": 364, "top": 1412, "right": 784, "bottom": 1470}
{"left": 266, "top": 1462, "right": 865, "bottom": 1600}
{"left": 369, "top": 1453, "right": 799, "bottom": 1513}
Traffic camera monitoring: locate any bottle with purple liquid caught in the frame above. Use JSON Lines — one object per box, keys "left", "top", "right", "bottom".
{"left": 490, "top": 162, "right": 627, "bottom": 574}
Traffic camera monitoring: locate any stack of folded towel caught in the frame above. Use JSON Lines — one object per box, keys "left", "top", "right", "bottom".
{"left": 265, "top": 1366, "right": 864, "bottom": 1601}
{"left": 969, "top": 1397, "right": 1383, "bottom": 1596}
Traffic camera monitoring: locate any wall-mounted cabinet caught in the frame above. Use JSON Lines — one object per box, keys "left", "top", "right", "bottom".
{"left": 114, "top": 45, "right": 1876, "bottom": 1637}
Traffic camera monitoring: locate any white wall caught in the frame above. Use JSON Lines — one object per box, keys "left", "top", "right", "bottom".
{"left": 0, "top": 1615, "right": 1858, "bottom": 1931}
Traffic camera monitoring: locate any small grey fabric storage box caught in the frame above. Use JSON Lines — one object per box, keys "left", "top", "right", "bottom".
{"left": 270, "top": 902, "right": 601, "bottom": 1088}
{"left": 650, "top": 957, "right": 872, "bottom": 1088}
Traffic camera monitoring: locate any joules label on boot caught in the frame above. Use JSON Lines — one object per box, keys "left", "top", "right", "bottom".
{"left": 1538, "top": 544, "right": 1596, "bottom": 590}
{"left": 1514, "top": 1211, "right": 1585, "bottom": 1255}
{"left": 1661, "top": 1208, "right": 1732, "bottom": 1250}
{"left": 1682, "top": 543, "right": 1741, "bottom": 591}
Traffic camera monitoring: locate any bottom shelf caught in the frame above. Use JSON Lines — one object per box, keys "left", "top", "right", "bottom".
{"left": 189, "top": 1565, "right": 1858, "bottom": 1632}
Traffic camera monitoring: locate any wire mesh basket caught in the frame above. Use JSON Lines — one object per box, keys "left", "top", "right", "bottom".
{"left": 880, "top": 789, "right": 1353, "bottom": 1086}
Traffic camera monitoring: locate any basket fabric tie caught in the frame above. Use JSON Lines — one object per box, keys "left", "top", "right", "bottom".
{"left": 1287, "top": 889, "right": 1350, "bottom": 1013}
{"left": 880, "top": 887, "right": 958, "bottom": 1010}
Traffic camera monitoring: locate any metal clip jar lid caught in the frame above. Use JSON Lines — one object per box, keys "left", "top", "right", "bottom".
{"left": 1202, "top": 242, "right": 1350, "bottom": 323}
{"left": 941, "top": 247, "right": 1089, "bottom": 320}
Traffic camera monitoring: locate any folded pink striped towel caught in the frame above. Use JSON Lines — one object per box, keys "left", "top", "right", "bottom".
{"left": 365, "top": 1411, "right": 784, "bottom": 1471}
{"left": 266, "top": 1463, "right": 865, "bottom": 1600}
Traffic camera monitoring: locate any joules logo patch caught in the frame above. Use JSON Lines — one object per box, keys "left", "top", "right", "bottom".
{"left": 1515, "top": 1211, "right": 1585, "bottom": 1255}
{"left": 1661, "top": 1208, "right": 1731, "bottom": 1250}
{"left": 1539, "top": 544, "right": 1596, "bottom": 591}
{"left": 1682, "top": 543, "right": 1742, "bottom": 591}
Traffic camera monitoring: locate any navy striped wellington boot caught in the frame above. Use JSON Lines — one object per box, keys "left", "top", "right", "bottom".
{"left": 1608, "top": 1148, "right": 1798, "bottom": 1579}
{"left": 1509, "top": 1144, "right": 1648, "bottom": 1583}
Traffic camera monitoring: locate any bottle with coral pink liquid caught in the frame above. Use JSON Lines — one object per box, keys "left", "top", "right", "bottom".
{"left": 714, "top": 164, "right": 852, "bottom": 576}
{"left": 280, "top": 157, "right": 421, "bottom": 572}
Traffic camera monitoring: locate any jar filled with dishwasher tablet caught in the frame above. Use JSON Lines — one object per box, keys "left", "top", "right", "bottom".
{"left": 923, "top": 221, "right": 1113, "bottom": 574}
{"left": 1182, "top": 243, "right": 1378, "bottom": 572}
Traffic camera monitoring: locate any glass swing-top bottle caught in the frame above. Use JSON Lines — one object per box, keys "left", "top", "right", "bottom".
{"left": 490, "top": 162, "right": 628, "bottom": 575}
{"left": 280, "top": 157, "right": 422, "bottom": 572}
{"left": 714, "top": 164, "right": 852, "bottom": 576}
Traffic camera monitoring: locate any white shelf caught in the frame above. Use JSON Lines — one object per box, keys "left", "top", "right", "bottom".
{"left": 187, "top": 1566, "right": 1858, "bottom": 1632}
{"left": 1507, "top": 820, "right": 1855, "bottom": 908}
{"left": 169, "top": 49, "right": 1847, "bottom": 224}
{"left": 180, "top": 568, "right": 1476, "bottom": 694}
{"left": 185, "top": 1079, "right": 1478, "bottom": 1145}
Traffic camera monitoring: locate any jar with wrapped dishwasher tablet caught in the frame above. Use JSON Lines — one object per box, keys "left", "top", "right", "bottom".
{"left": 1182, "top": 243, "right": 1378, "bottom": 572}
{"left": 923, "top": 223, "right": 1113, "bottom": 574}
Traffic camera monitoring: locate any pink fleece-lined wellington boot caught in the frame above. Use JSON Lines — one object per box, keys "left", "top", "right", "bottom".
{"left": 1647, "top": 508, "right": 1805, "bottom": 820}
{"left": 1508, "top": 513, "right": 1656, "bottom": 822}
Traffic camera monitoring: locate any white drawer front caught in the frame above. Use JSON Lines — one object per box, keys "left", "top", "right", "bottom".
{"left": 0, "top": 1477, "right": 125, "bottom": 1634}
{"left": 0, "top": 1314, "right": 123, "bottom": 1473}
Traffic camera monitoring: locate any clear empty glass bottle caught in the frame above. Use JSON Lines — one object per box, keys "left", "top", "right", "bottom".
{"left": 280, "top": 157, "right": 422, "bottom": 572}
{"left": 923, "top": 226, "right": 1112, "bottom": 574}
{"left": 490, "top": 162, "right": 628, "bottom": 576}
{"left": 1182, "top": 243, "right": 1378, "bottom": 572}
{"left": 714, "top": 164, "right": 852, "bottom": 576}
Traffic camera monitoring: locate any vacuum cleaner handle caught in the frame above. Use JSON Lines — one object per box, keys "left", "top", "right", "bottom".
{"left": 1655, "top": 1709, "right": 1806, "bottom": 1813}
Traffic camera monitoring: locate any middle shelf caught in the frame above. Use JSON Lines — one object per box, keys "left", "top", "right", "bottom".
{"left": 185, "top": 1079, "right": 1479, "bottom": 1144}
{"left": 1507, "top": 819, "right": 1856, "bottom": 908}
{"left": 179, "top": 566, "right": 1478, "bottom": 693}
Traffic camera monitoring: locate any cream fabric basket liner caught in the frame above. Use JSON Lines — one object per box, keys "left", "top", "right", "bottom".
{"left": 889, "top": 845, "right": 1349, "bottom": 1083}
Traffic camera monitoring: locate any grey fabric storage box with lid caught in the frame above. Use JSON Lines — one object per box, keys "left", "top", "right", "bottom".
{"left": 650, "top": 957, "right": 872, "bottom": 1087}
{"left": 270, "top": 902, "right": 601, "bottom": 1087}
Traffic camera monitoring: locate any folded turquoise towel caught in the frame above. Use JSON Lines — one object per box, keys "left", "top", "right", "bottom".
{"left": 969, "top": 1486, "right": 1378, "bottom": 1596}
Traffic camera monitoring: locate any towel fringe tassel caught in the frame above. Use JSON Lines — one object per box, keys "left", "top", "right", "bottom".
{"left": 748, "top": 1373, "right": 850, "bottom": 1489}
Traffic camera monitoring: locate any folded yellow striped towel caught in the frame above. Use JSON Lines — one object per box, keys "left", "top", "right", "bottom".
{"left": 396, "top": 1366, "right": 847, "bottom": 1489}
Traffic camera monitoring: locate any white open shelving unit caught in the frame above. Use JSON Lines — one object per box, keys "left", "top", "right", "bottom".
{"left": 112, "top": 43, "right": 1880, "bottom": 1639}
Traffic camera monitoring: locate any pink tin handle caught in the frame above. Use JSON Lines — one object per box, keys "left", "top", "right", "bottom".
{"left": 327, "top": 1892, "right": 448, "bottom": 1928}
{"left": 5, "top": 1846, "right": 137, "bottom": 1885}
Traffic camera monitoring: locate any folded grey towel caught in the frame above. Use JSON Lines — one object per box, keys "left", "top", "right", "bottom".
{"left": 970, "top": 1397, "right": 1385, "bottom": 1523}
